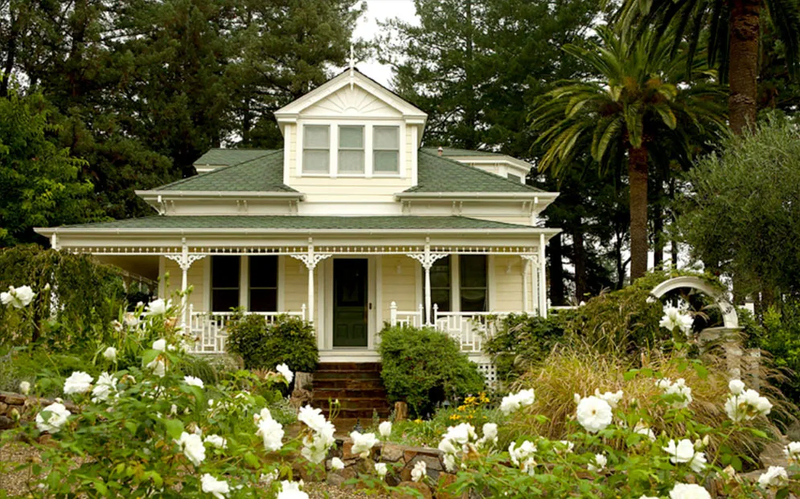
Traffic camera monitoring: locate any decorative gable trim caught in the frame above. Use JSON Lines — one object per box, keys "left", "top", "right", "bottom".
{"left": 274, "top": 70, "right": 427, "bottom": 128}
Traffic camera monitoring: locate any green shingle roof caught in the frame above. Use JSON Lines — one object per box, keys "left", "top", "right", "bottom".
{"left": 420, "top": 147, "right": 505, "bottom": 157}
{"left": 407, "top": 149, "right": 540, "bottom": 193}
{"left": 194, "top": 149, "right": 275, "bottom": 167}
{"left": 156, "top": 150, "right": 296, "bottom": 192}
{"left": 59, "top": 216, "right": 539, "bottom": 231}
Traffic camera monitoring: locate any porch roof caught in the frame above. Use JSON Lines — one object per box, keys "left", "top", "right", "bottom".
{"left": 42, "top": 215, "right": 547, "bottom": 233}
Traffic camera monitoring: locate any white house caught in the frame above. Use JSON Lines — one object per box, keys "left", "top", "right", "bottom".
{"left": 35, "top": 69, "right": 560, "bottom": 375}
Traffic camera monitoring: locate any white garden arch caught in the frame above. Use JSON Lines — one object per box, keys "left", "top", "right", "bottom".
{"left": 647, "top": 275, "right": 740, "bottom": 329}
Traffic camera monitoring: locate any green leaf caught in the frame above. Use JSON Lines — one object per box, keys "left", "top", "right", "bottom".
{"left": 141, "top": 349, "right": 159, "bottom": 368}
{"left": 164, "top": 418, "right": 184, "bottom": 440}
{"left": 244, "top": 452, "right": 259, "bottom": 468}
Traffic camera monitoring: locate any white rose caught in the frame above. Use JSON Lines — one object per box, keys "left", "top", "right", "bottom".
{"left": 276, "top": 363, "right": 294, "bottom": 384}
{"left": 588, "top": 453, "right": 607, "bottom": 472}
{"left": 19, "top": 381, "right": 30, "bottom": 395}
{"left": 350, "top": 431, "right": 379, "bottom": 458}
{"left": 594, "top": 389, "right": 623, "bottom": 409}
{"left": 784, "top": 441, "right": 800, "bottom": 464}
{"left": 330, "top": 457, "right": 345, "bottom": 470}
{"left": 443, "top": 423, "right": 476, "bottom": 446}
{"left": 91, "top": 372, "right": 117, "bottom": 403}
{"left": 517, "top": 388, "right": 535, "bottom": 407}
{"left": 200, "top": 474, "right": 229, "bottom": 499}
{"left": 443, "top": 453, "right": 456, "bottom": 472}
{"left": 152, "top": 339, "right": 167, "bottom": 352}
{"left": 257, "top": 415, "right": 285, "bottom": 452}
{"left": 102, "top": 347, "right": 117, "bottom": 362}
{"left": 176, "top": 432, "right": 205, "bottom": 466}
{"left": 278, "top": 480, "right": 308, "bottom": 499}
{"left": 438, "top": 437, "right": 458, "bottom": 455}
{"left": 204, "top": 434, "right": 227, "bottom": 449}
{"left": 374, "top": 462, "right": 387, "bottom": 477}
{"left": 35, "top": 402, "right": 71, "bottom": 433}
{"left": 509, "top": 440, "right": 537, "bottom": 475}
{"left": 663, "top": 439, "right": 696, "bottom": 463}
{"left": 146, "top": 358, "right": 166, "bottom": 377}
{"left": 145, "top": 299, "right": 169, "bottom": 316}
{"left": 1, "top": 285, "right": 36, "bottom": 308}
{"left": 410, "top": 460, "right": 426, "bottom": 482}
{"left": 482, "top": 423, "right": 498, "bottom": 444}
{"left": 298, "top": 405, "right": 328, "bottom": 434}
{"left": 576, "top": 395, "right": 613, "bottom": 433}
{"left": 379, "top": 421, "right": 392, "bottom": 438}
{"left": 63, "top": 371, "right": 93, "bottom": 395}
{"left": 758, "top": 466, "right": 788, "bottom": 488}
{"left": 669, "top": 483, "right": 710, "bottom": 499}
{"left": 499, "top": 394, "right": 521, "bottom": 415}
{"left": 728, "top": 379, "right": 745, "bottom": 395}
{"left": 183, "top": 376, "right": 204, "bottom": 388}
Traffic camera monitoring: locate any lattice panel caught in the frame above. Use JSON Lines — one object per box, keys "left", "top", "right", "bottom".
{"left": 476, "top": 362, "right": 498, "bottom": 388}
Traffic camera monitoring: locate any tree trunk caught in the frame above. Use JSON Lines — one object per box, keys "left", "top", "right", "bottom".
{"left": 628, "top": 146, "right": 649, "bottom": 280}
{"left": 573, "top": 224, "right": 587, "bottom": 302}
{"left": 548, "top": 233, "right": 565, "bottom": 306}
{"left": 653, "top": 201, "right": 664, "bottom": 269}
{"left": 669, "top": 177, "right": 679, "bottom": 269}
{"left": 729, "top": 0, "right": 761, "bottom": 135}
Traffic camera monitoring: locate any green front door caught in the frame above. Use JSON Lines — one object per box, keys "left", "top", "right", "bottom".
{"left": 333, "top": 258, "right": 368, "bottom": 347}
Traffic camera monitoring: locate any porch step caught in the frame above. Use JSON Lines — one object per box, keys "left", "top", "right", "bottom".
{"left": 312, "top": 363, "right": 391, "bottom": 420}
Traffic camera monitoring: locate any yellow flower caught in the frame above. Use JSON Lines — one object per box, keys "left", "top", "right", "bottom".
{"left": 449, "top": 414, "right": 461, "bottom": 420}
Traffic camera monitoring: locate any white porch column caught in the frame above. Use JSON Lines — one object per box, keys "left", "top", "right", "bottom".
{"left": 539, "top": 234, "right": 547, "bottom": 319}
{"left": 164, "top": 238, "right": 206, "bottom": 328}
{"left": 407, "top": 241, "right": 447, "bottom": 326}
{"left": 290, "top": 240, "right": 331, "bottom": 326}
{"left": 520, "top": 254, "right": 538, "bottom": 315}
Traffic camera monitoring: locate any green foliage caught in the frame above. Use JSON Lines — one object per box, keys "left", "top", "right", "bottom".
{"left": 226, "top": 313, "right": 319, "bottom": 373}
{"left": 483, "top": 314, "right": 567, "bottom": 383}
{"left": 378, "top": 325, "right": 485, "bottom": 418}
{"left": 0, "top": 91, "right": 94, "bottom": 245}
{"left": 0, "top": 245, "right": 127, "bottom": 348}
{"left": 676, "top": 117, "right": 800, "bottom": 303}
{"left": 745, "top": 300, "right": 800, "bottom": 407}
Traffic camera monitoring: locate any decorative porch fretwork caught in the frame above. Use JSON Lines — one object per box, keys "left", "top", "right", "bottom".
{"left": 407, "top": 247, "right": 449, "bottom": 325}
{"left": 164, "top": 242, "right": 207, "bottom": 328}
{"left": 289, "top": 245, "right": 332, "bottom": 325}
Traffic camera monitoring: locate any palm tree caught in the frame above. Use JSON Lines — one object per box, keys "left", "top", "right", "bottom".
{"left": 619, "top": 0, "right": 800, "bottom": 135}
{"left": 531, "top": 27, "right": 726, "bottom": 281}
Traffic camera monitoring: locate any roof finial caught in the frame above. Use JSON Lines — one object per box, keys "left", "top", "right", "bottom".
{"left": 348, "top": 43, "right": 356, "bottom": 89}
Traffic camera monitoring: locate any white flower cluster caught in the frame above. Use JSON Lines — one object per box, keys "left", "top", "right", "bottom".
{"left": 656, "top": 378, "right": 693, "bottom": 409}
{"left": 144, "top": 298, "right": 170, "bottom": 316}
{"left": 410, "top": 460, "right": 427, "bottom": 482}
{"left": 91, "top": 372, "right": 117, "bottom": 403}
{"left": 659, "top": 305, "right": 694, "bottom": 336}
{"left": 499, "top": 388, "right": 535, "bottom": 415}
{"left": 35, "top": 402, "right": 71, "bottom": 433}
{"left": 374, "top": 462, "right": 387, "bottom": 477}
{"left": 575, "top": 395, "right": 613, "bottom": 433}
{"left": 587, "top": 453, "right": 607, "bottom": 472}
{"left": 298, "top": 405, "right": 336, "bottom": 463}
{"left": 379, "top": 421, "right": 392, "bottom": 439}
{"left": 668, "top": 483, "right": 710, "bottom": 499}
{"left": 594, "top": 389, "right": 623, "bottom": 409}
{"left": 0, "top": 285, "right": 35, "bottom": 308}
{"left": 277, "top": 480, "right": 308, "bottom": 499}
{"left": 724, "top": 379, "right": 772, "bottom": 422}
{"left": 255, "top": 408, "right": 284, "bottom": 452}
{"left": 201, "top": 474, "right": 229, "bottom": 499}
{"left": 64, "top": 371, "right": 93, "bottom": 395}
{"left": 757, "top": 465, "right": 788, "bottom": 488}
{"left": 176, "top": 431, "right": 206, "bottom": 467}
{"left": 509, "top": 440, "right": 537, "bottom": 475}
{"left": 350, "top": 431, "right": 379, "bottom": 459}
{"left": 784, "top": 441, "right": 800, "bottom": 464}
{"left": 275, "top": 363, "right": 293, "bottom": 384}
{"left": 662, "top": 439, "right": 707, "bottom": 472}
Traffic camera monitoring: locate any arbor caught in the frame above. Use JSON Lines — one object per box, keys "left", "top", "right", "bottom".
{"left": 531, "top": 27, "right": 726, "bottom": 280}
{"left": 0, "top": 91, "right": 93, "bottom": 246}
{"left": 619, "top": 0, "right": 800, "bottom": 135}
{"left": 676, "top": 117, "right": 800, "bottom": 305}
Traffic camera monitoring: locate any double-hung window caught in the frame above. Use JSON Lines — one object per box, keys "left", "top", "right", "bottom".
{"left": 373, "top": 126, "right": 400, "bottom": 174}
{"left": 211, "top": 256, "right": 240, "bottom": 312}
{"left": 459, "top": 255, "right": 488, "bottom": 312}
{"left": 338, "top": 125, "right": 365, "bottom": 174}
{"left": 303, "top": 125, "right": 330, "bottom": 173}
{"left": 430, "top": 256, "right": 451, "bottom": 317}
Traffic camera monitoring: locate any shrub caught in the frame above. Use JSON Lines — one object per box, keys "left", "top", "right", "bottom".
{"left": 378, "top": 325, "right": 485, "bottom": 418}
{"left": 483, "top": 313, "right": 567, "bottom": 383}
{"left": 226, "top": 313, "right": 318, "bottom": 373}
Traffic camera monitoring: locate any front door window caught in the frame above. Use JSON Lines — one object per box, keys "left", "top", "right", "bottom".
{"left": 332, "top": 259, "right": 368, "bottom": 347}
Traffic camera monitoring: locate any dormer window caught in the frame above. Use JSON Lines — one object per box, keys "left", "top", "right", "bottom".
{"left": 303, "top": 125, "right": 330, "bottom": 173}
{"left": 374, "top": 126, "right": 399, "bottom": 174}
{"left": 338, "top": 125, "right": 365, "bottom": 174}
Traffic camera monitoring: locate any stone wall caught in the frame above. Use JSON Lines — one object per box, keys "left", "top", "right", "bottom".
{"left": 0, "top": 391, "right": 78, "bottom": 430}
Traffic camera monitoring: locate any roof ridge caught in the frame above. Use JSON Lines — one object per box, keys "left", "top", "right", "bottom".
{"left": 417, "top": 149, "right": 537, "bottom": 192}
{"left": 159, "top": 150, "right": 282, "bottom": 191}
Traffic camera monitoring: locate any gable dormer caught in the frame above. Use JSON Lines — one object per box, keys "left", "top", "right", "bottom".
{"left": 274, "top": 69, "right": 427, "bottom": 200}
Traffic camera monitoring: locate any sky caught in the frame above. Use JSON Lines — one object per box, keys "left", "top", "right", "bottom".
{"left": 348, "top": 0, "right": 419, "bottom": 87}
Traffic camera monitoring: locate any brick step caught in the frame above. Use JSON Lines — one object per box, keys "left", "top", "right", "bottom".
{"left": 316, "top": 362, "right": 381, "bottom": 372}
{"left": 323, "top": 407, "right": 391, "bottom": 419}
{"left": 312, "top": 379, "right": 385, "bottom": 390}
{"left": 313, "top": 388, "right": 387, "bottom": 400}
{"left": 312, "top": 397, "right": 390, "bottom": 410}
{"left": 313, "top": 371, "right": 383, "bottom": 382}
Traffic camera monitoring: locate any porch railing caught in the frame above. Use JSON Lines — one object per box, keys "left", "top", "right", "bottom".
{"left": 389, "top": 302, "right": 509, "bottom": 353}
{"left": 187, "top": 304, "right": 306, "bottom": 354}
